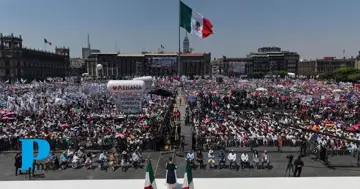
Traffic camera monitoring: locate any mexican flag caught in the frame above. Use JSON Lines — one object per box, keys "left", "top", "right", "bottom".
{"left": 180, "top": 1, "right": 213, "bottom": 39}
{"left": 144, "top": 160, "right": 157, "bottom": 189}
{"left": 44, "top": 38, "right": 52, "bottom": 45}
{"left": 182, "top": 162, "right": 194, "bottom": 189}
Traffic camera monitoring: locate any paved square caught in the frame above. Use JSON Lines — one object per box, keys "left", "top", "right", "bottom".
{"left": 1, "top": 149, "right": 359, "bottom": 180}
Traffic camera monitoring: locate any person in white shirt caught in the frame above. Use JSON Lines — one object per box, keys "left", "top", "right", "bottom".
{"left": 240, "top": 152, "right": 249, "bottom": 169}
{"left": 98, "top": 151, "right": 107, "bottom": 170}
{"left": 131, "top": 151, "right": 140, "bottom": 168}
{"left": 186, "top": 150, "right": 195, "bottom": 165}
{"left": 67, "top": 147, "right": 74, "bottom": 158}
{"left": 71, "top": 152, "right": 80, "bottom": 168}
{"left": 227, "top": 150, "right": 237, "bottom": 169}
{"left": 77, "top": 146, "right": 85, "bottom": 163}
{"left": 208, "top": 150, "right": 216, "bottom": 168}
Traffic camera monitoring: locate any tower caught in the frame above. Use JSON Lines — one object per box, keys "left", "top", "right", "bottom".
{"left": 55, "top": 46, "right": 70, "bottom": 77}
{"left": 55, "top": 46, "right": 70, "bottom": 57}
{"left": 87, "top": 33, "right": 91, "bottom": 49}
{"left": 183, "top": 33, "right": 190, "bottom": 53}
{"left": 0, "top": 33, "right": 23, "bottom": 79}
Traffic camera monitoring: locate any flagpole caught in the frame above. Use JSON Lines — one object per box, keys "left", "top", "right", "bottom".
{"left": 44, "top": 42, "right": 46, "bottom": 51}
{"left": 177, "top": 0, "right": 181, "bottom": 77}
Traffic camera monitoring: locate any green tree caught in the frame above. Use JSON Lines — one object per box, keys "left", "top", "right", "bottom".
{"left": 272, "top": 70, "right": 288, "bottom": 78}
{"left": 347, "top": 73, "right": 360, "bottom": 82}
{"left": 249, "top": 72, "right": 265, "bottom": 79}
{"left": 319, "top": 72, "right": 334, "bottom": 79}
{"left": 334, "top": 67, "right": 360, "bottom": 82}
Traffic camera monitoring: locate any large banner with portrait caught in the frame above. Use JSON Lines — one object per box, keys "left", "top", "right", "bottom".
{"left": 229, "top": 62, "right": 246, "bottom": 74}
{"left": 147, "top": 57, "right": 177, "bottom": 70}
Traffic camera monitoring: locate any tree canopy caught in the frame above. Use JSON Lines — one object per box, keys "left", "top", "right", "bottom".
{"left": 334, "top": 67, "right": 360, "bottom": 82}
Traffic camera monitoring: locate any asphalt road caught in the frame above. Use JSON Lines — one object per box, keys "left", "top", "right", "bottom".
{"left": 1, "top": 149, "right": 360, "bottom": 181}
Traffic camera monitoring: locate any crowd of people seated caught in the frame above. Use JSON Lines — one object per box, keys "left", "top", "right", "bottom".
{"left": 0, "top": 77, "right": 179, "bottom": 153}
{"left": 14, "top": 144, "right": 147, "bottom": 176}
{"left": 183, "top": 77, "right": 360, "bottom": 153}
{"left": 185, "top": 149, "right": 271, "bottom": 170}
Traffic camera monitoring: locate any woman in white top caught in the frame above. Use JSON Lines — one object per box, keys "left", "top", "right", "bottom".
{"left": 72, "top": 152, "right": 80, "bottom": 168}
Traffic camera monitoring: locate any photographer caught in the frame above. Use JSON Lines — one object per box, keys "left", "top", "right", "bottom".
{"left": 285, "top": 154, "right": 294, "bottom": 176}
{"left": 293, "top": 156, "right": 304, "bottom": 177}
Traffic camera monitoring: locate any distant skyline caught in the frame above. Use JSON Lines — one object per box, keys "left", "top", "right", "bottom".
{"left": 1, "top": 0, "right": 360, "bottom": 59}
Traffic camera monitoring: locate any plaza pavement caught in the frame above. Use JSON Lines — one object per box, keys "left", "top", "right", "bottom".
{"left": 0, "top": 148, "right": 359, "bottom": 181}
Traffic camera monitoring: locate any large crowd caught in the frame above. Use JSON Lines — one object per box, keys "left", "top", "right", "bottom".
{"left": 183, "top": 77, "right": 360, "bottom": 154}
{"left": 2, "top": 76, "right": 360, "bottom": 176}
{"left": 0, "top": 78, "right": 178, "bottom": 153}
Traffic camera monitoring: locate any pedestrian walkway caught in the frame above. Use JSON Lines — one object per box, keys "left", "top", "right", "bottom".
{"left": 176, "top": 88, "right": 192, "bottom": 152}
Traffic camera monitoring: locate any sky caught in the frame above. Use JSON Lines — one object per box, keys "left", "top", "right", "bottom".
{"left": 1, "top": 0, "right": 360, "bottom": 59}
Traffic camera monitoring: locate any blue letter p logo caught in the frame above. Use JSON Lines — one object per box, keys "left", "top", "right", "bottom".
{"left": 19, "top": 139, "right": 50, "bottom": 171}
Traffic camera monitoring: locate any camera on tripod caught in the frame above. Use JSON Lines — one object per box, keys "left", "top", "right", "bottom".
{"left": 286, "top": 155, "right": 294, "bottom": 164}
{"left": 284, "top": 155, "right": 294, "bottom": 177}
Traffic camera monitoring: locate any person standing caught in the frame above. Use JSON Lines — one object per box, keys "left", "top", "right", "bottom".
{"left": 14, "top": 152, "right": 22, "bottom": 176}
{"left": 166, "top": 157, "right": 177, "bottom": 189}
{"left": 293, "top": 156, "right": 304, "bottom": 177}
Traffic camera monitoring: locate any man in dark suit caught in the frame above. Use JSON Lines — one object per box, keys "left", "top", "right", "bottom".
{"left": 293, "top": 156, "right": 304, "bottom": 177}
{"left": 14, "top": 153, "right": 22, "bottom": 176}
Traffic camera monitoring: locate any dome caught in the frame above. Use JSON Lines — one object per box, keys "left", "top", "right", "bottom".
{"left": 96, "top": 64, "right": 103, "bottom": 70}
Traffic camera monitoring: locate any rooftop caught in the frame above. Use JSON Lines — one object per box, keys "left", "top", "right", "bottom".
{"left": 22, "top": 47, "right": 68, "bottom": 56}
{"left": 90, "top": 52, "right": 119, "bottom": 55}
{"left": 117, "top": 52, "right": 205, "bottom": 57}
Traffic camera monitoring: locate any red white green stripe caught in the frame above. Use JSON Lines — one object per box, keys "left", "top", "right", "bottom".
{"left": 180, "top": 1, "right": 213, "bottom": 39}
{"left": 182, "top": 162, "right": 194, "bottom": 189}
{"left": 144, "top": 160, "right": 157, "bottom": 189}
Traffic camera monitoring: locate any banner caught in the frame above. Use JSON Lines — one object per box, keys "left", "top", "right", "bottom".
{"left": 147, "top": 57, "right": 177, "bottom": 70}
{"left": 229, "top": 62, "right": 246, "bottom": 74}
{"left": 114, "top": 95, "right": 143, "bottom": 114}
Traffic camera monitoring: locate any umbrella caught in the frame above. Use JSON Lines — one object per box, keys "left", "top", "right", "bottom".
{"left": 332, "top": 89, "right": 342, "bottom": 93}
{"left": 5, "top": 112, "right": 15, "bottom": 117}
{"left": 2, "top": 116, "right": 9, "bottom": 120}
{"left": 24, "top": 117, "right": 32, "bottom": 121}
{"left": 204, "top": 119, "right": 211, "bottom": 123}
{"left": 115, "top": 133, "right": 125, "bottom": 139}
{"left": 347, "top": 126, "right": 359, "bottom": 132}
{"left": 61, "top": 123, "right": 70, "bottom": 127}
